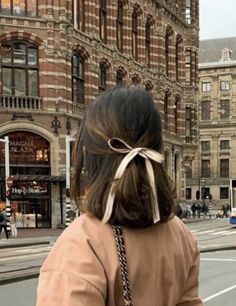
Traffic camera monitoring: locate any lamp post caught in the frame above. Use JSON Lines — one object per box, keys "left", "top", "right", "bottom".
{"left": 0, "top": 136, "right": 11, "bottom": 231}
{"left": 65, "top": 135, "right": 75, "bottom": 226}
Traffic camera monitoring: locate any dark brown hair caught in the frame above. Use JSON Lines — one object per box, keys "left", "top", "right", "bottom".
{"left": 72, "top": 86, "right": 175, "bottom": 228}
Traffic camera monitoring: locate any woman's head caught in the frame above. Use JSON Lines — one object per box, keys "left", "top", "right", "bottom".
{"left": 72, "top": 86, "right": 175, "bottom": 227}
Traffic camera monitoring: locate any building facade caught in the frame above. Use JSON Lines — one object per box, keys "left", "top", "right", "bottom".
{"left": 186, "top": 37, "right": 236, "bottom": 207}
{"left": 0, "top": 0, "right": 199, "bottom": 228}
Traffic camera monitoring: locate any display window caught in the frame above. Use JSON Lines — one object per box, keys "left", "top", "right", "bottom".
{"left": 0, "top": 131, "right": 51, "bottom": 228}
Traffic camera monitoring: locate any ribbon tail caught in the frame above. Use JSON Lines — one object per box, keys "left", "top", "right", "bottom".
{"left": 102, "top": 182, "right": 116, "bottom": 224}
{"left": 145, "top": 159, "right": 160, "bottom": 223}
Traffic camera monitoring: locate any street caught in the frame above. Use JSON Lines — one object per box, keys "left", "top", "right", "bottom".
{"left": 0, "top": 219, "right": 236, "bottom": 305}
{"left": 200, "top": 250, "right": 236, "bottom": 305}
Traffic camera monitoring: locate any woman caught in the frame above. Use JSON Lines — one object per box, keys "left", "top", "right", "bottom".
{"left": 10, "top": 210, "right": 17, "bottom": 238}
{"left": 36, "top": 87, "right": 203, "bottom": 306}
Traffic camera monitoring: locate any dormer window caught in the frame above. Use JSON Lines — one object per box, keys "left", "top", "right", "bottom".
{"left": 221, "top": 48, "right": 232, "bottom": 61}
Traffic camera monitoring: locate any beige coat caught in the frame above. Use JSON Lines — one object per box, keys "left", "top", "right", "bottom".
{"left": 36, "top": 214, "right": 203, "bottom": 306}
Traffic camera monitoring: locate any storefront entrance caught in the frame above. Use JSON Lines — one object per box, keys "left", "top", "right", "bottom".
{"left": 11, "top": 199, "right": 50, "bottom": 228}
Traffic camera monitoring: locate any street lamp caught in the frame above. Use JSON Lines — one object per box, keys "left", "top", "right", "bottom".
{"left": 0, "top": 136, "right": 11, "bottom": 231}
{"left": 65, "top": 135, "right": 75, "bottom": 226}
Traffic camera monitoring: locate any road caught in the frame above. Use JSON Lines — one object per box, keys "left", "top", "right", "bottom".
{"left": 0, "top": 219, "right": 236, "bottom": 305}
{"left": 200, "top": 250, "right": 236, "bottom": 305}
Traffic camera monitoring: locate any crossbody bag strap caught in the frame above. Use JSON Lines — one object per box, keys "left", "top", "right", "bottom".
{"left": 112, "top": 225, "right": 133, "bottom": 306}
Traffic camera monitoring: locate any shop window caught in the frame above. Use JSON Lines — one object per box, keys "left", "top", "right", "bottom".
{"left": 201, "top": 101, "right": 211, "bottom": 120}
{"left": 201, "top": 141, "right": 210, "bottom": 151}
{"left": 0, "top": 131, "right": 50, "bottom": 166}
{"left": 0, "top": 0, "right": 37, "bottom": 17}
{"left": 186, "top": 188, "right": 192, "bottom": 200}
{"left": 117, "top": 0, "right": 123, "bottom": 52}
{"left": 220, "top": 100, "right": 230, "bottom": 119}
{"left": 72, "top": 53, "right": 85, "bottom": 104}
{"left": 99, "top": 0, "right": 107, "bottom": 43}
{"left": 220, "top": 140, "right": 230, "bottom": 150}
{"left": 220, "top": 187, "right": 229, "bottom": 199}
{"left": 220, "top": 81, "right": 230, "bottom": 91}
{"left": 1, "top": 41, "right": 38, "bottom": 97}
{"left": 201, "top": 160, "right": 210, "bottom": 178}
{"left": 99, "top": 62, "right": 107, "bottom": 91}
{"left": 72, "top": 0, "right": 85, "bottom": 31}
{"left": 220, "top": 159, "right": 229, "bottom": 178}
{"left": 132, "top": 10, "right": 138, "bottom": 60}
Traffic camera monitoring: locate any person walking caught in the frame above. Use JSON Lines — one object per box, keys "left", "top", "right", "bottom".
{"left": 36, "top": 87, "right": 203, "bottom": 306}
{"left": 10, "top": 210, "right": 17, "bottom": 238}
{"left": 0, "top": 208, "right": 9, "bottom": 239}
{"left": 197, "top": 203, "right": 201, "bottom": 218}
{"left": 191, "top": 203, "right": 197, "bottom": 218}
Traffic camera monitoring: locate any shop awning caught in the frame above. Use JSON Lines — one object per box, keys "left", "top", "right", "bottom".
{"left": 0, "top": 174, "right": 66, "bottom": 183}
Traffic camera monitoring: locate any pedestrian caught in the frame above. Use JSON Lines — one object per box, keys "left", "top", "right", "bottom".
{"left": 197, "top": 203, "right": 201, "bottom": 218}
{"left": 10, "top": 210, "right": 17, "bottom": 238}
{"left": 186, "top": 204, "right": 191, "bottom": 218}
{"left": 191, "top": 203, "right": 197, "bottom": 218}
{"left": 202, "top": 203, "right": 208, "bottom": 218}
{"left": 36, "top": 87, "right": 203, "bottom": 306}
{"left": 0, "top": 208, "right": 9, "bottom": 239}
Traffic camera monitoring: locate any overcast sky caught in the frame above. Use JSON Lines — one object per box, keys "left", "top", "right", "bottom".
{"left": 200, "top": 0, "right": 236, "bottom": 40}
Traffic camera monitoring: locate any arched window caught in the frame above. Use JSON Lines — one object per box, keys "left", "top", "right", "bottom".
{"left": 145, "top": 20, "right": 151, "bottom": 67}
{"left": 132, "top": 10, "right": 138, "bottom": 60}
{"left": 174, "top": 96, "right": 180, "bottom": 134}
{"left": 99, "top": 0, "right": 107, "bottom": 43}
{"left": 165, "top": 32, "right": 169, "bottom": 76}
{"left": 0, "top": 0, "right": 38, "bottom": 17}
{"left": 99, "top": 62, "right": 107, "bottom": 91}
{"left": 2, "top": 41, "right": 39, "bottom": 97}
{"left": 72, "top": 0, "right": 85, "bottom": 31}
{"left": 164, "top": 92, "right": 169, "bottom": 130}
{"left": 117, "top": 0, "right": 123, "bottom": 52}
{"left": 116, "top": 66, "right": 126, "bottom": 86}
{"left": 175, "top": 34, "right": 182, "bottom": 83}
{"left": 72, "top": 53, "right": 85, "bottom": 104}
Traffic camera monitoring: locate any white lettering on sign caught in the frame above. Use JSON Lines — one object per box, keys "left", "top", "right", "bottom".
{"left": 12, "top": 187, "right": 47, "bottom": 195}
{"left": 9, "top": 140, "right": 37, "bottom": 154}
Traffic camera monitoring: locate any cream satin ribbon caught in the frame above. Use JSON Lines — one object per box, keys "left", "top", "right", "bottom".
{"left": 102, "top": 138, "right": 164, "bottom": 224}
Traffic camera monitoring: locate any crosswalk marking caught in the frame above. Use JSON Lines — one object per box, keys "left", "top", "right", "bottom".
{"left": 195, "top": 230, "right": 215, "bottom": 235}
{"left": 190, "top": 229, "right": 236, "bottom": 236}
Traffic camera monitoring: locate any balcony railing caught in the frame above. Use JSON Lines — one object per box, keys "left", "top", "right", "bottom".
{"left": 0, "top": 95, "right": 42, "bottom": 110}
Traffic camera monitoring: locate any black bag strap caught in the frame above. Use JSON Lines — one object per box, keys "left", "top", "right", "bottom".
{"left": 112, "top": 225, "right": 133, "bottom": 306}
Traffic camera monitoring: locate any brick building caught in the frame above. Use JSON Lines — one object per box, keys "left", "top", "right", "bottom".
{"left": 186, "top": 37, "right": 236, "bottom": 207}
{"left": 0, "top": 0, "right": 199, "bottom": 228}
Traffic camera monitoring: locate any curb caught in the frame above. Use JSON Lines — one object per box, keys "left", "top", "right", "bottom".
{"left": 0, "top": 267, "right": 40, "bottom": 285}
{"left": 200, "top": 245, "right": 236, "bottom": 253}
{"left": 0, "top": 241, "right": 50, "bottom": 249}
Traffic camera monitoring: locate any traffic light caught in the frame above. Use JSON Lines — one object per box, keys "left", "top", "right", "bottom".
{"left": 196, "top": 190, "right": 200, "bottom": 200}
{"left": 66, "top": 188, "right": 70, "bottom": 198}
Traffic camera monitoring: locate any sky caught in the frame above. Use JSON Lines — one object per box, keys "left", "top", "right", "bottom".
{"left": 200, "top": 0, "right": 236, "bottom": 40}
